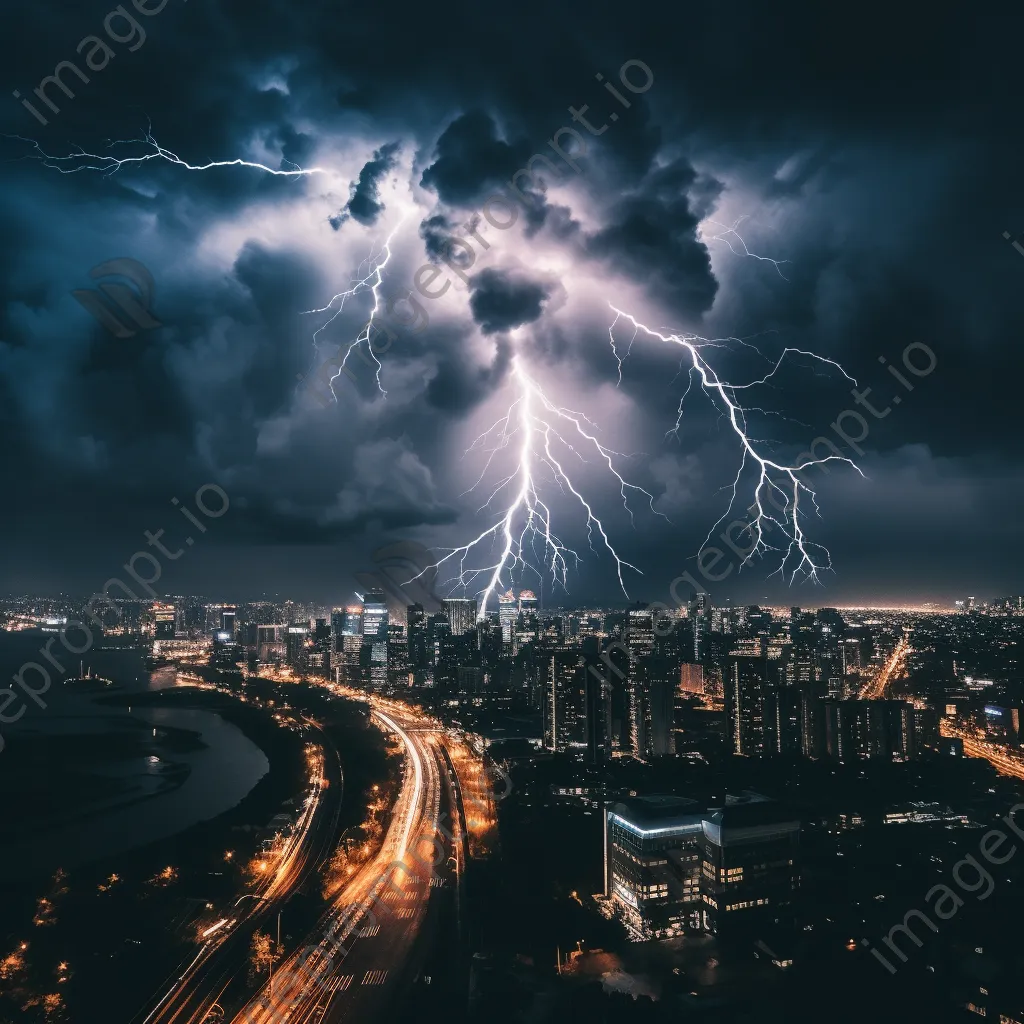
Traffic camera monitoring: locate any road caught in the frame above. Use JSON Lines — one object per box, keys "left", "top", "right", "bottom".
{"left": 861, "top": 634, "right": 912, "bottom": 700}
{"left": 941, "top": 720, "right": 1024, "bottom": 781}
{"left": 231, "top": 703, "right": 467, "bottom": 1024}
{"left": 134, "top": 724, "right": 343, "bottom": 1024}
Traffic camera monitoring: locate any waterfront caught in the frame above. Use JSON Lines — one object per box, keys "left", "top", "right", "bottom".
{"left": 0, "top": 632, "right": 269, "bottom": 872}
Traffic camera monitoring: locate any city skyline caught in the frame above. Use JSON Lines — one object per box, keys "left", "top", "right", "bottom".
{"left": 2, "top": 3, "right": 1023, "bottom": 1022}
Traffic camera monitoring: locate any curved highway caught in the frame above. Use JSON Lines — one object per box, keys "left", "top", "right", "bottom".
{"left": 134, "top": 723, "right": 343, "bottom": 1024}
{"left": 231, "top": 702, "right": 466, "bottom": 1024}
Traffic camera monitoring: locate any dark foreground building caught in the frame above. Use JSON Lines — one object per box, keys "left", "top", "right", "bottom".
{"left": 604, "top": 793, "right": 800, "bottom": 940}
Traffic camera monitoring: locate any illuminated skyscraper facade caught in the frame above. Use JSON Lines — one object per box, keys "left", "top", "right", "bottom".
{"left": 362, "top": 591, "right": 388, "bottom": 690}
{"left": 498, "top": 589, "right": 518, "bottom": 648}
{"left": 443, "top": 597, "right": 478, "bottom": 637}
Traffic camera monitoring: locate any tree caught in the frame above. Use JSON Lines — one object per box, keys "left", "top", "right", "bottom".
{"left": 247, "top": 931, "right": 274, "bottom": 987}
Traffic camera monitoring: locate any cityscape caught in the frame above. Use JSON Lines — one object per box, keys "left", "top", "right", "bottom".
{"left": 1, "top": 2, "right": 1022, "bottom": 1023}
{"left": 1, "top": 588, "right": 1023, "bottom": 1021}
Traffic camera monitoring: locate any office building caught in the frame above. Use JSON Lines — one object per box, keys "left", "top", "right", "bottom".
{"left": 498, "top": 589, "right": 518, "bottom": 648}
{"left": 334, "top": 606, "right": 363, "bottom": 685}
{"left": 543, "top": 647, "right": 586, "bottom": 752}
{"left": 256, "top": 624, "right": 285, "bottom": 666}
{"left": 691, "top": 594, "right": 711, "bottom": 660}
{"left": 211, "top": 631, "right": 243, "bottom": 671}
{"left": 387, "top": 623, "right": 409, "bottom": 687}
{"left": 443, "top": 597, "right": 478, "bottom": 637}
{"left": 406, "top": 603, "right": 427, "bottom": 672}
{"left": 362, "top": 591, "right": 388, "bottom": 690}
{"left": 726, "top": 639, "right": 771, "bottom": 756}
{"left": 824, "top": 699, "right": 920, "bottom": 762}
{"left": 605, "top": 793, "right": 800, "bottom": 940}
{"left": 153, "top": 602, "right": 176, "bottom": 640}
{"left": 285, "top": 623, "right": 310, "bottom": 670}
{"left": 698, "top": 794, "right": 801, "bottom": 936}
{"left": 679, "top": 663, "right": 704, "bottom": 696}
{"left": 605, "top": 796, "right": 706, "bottom": 938}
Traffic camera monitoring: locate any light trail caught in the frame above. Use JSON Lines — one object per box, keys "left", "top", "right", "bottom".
{"left": 232, "top": 703, "right": 443, "bottom": 1024}
{"left": 941, "top": 721, "right": 1024, "bottom": 781}
{"left": 413, "top": 354, "right": 663, "bottom": 618}
{"left": 607, "top": 305, "right": 863, "bottom": 584}
{"left": 372, "top": 708, "right": 424, "bottom": 861}
{"left": 861, "top": 635, "right": 911, "bottom": 700}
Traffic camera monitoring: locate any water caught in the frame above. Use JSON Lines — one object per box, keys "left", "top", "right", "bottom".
{"left": 0, "top": 631, "right": 269, "bottom": 868}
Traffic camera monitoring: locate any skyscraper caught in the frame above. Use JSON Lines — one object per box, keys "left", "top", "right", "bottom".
{"left": 679, "top": 663, "right": 704, "bottom": 696}
{"left": 406, "top": 603, "right": 427, "bottom": 672}
{"left": 498, "top": 589, "right": 517, "bottom": 649}
{"left": 698, "top": 794, "right": 801, "bottom": 936}
{"left": 543, "top": 647, "right": 586, "bottom": 752}
{"left": 726, "top": 638, "right": 771, "bottom": 756}
{"left": 691, "top": 594, "right": 711, "bottom": 661}
{"left": 443, "top": 597, "right": 478, "bottom": 637}
{"left": 362, "top": 591, "right": 388, "bottom": 690}
{"left": 153, "top": 602, "right": 176, "bottom": 640}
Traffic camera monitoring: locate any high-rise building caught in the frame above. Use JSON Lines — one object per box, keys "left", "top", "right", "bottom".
{"left": 679, "top": 663, "right": 705, "bottom": 696}
{"left": 361, "top": 591, "right": 388, "bottom": 690}
{"left": 362, "top": 591, "right": 387, "bottom": 639}
{"left": 691, "top": 594, "right": 711, "bottom": 660}
{"left": 498, "top": 590, "right": 518, "bottom": 648}
{"left": 309, "top": 617, "right": 331, "bottom": 672}
{"left": 443, "top": 597, "right": 478, "bottom": 637}
{"left": 605, "top": 793, "right": 800, "bottom": 940}
{"left": 518, "top": 590, "right": 538, "bottom": 616}
{"left": 824, "top": 699, "right": 921, "bottom": 762}
{"left": 285, "top": 623, "right": 310, "bottom": 670}
{"left": 387, "top": 623, "right": 409, "bottom": 687}
{"left": 726, "top": 638, "right": 772, "bottom": 756}
{"left": 626, "top": 605, "right": 655, "bottom": 658}
{"left": 153, "top": 601, "right": 176, "bottom": 640}
{"left": 543, "top": 647, "right": 586, "bottom": 752}
{"left": 257, "top": 624, "right": 285, "bottom": 666}
{"left": 605, "top": 796, "right": 706, "bottom": 939}
{"left": 406, "top": 603, "right": 427, "bottom": 673}
{"left": 334, "top": 606, "right": 363, "bottom": 685}
{"left": 698, "top": 794, "right": 801, "bottom": 936}
{"left": 220, "top": 605, "right": 237, "bottom": 639}
{"left": 211, "top": 631, "right": 242, "bottom": 671}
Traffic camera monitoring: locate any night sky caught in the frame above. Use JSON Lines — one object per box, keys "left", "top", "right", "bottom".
{"left": 2, "top": 1, "right": 1022, "bottom": 608}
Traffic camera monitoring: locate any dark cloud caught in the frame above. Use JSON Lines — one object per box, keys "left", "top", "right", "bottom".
{"left": 0, "top": 0, "right": 1021, "bottom": 601}
{"left": 468, "top": 267, "right": 554, "bottom": 335}
{"left": 587, "top": 159, "right": 719, "bottom": 319}
{"left": 330, "top": 141, "right": 401, "bottom": 229}
{"left": 425, "top": 336, "right": 512, "bottom": 414}
{"left": 420, "top": 110, "right": 531, "bottom": 206}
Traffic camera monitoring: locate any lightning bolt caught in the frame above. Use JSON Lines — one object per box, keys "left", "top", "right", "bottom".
{"left": 13, "top": 128, "right": 406, "bottom": 397}
{"left": 607, "top": 305, "right": 864, "bottom": 584}
{"left": 5, "top": 129, "right": 327, "bottom": 177}
{"left": 412, "top": 355, "right": 664, "bottom": 617}
{"left": 699, "top": 216, "right": 790, "bottom": 279}
{"left": 302, "top": 216, "right": 406, "bottom": 400}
